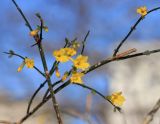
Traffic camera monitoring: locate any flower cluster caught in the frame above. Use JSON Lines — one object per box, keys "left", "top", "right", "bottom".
{"left": 53, "top": 45, "right": 90, "bottom": 84}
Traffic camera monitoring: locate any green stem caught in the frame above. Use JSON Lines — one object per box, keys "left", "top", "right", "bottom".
{"left": 11, "top": 0, "right": 63, "bottom": 123}
{"left": 37, "top": 40, "right": 63, "bottom": 124}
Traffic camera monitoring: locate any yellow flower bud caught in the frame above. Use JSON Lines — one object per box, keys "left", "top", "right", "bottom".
{"left": 62, "top": 72, "right": 69, "bottom": 82}
{"left": 55, "top": 68, "right": 60, "bottom": 78}
{"left": 30, "top": 29, "right": 39, "bottom": 36}
{"left": 17, "top": 61, "right": 25, "bottom": 72}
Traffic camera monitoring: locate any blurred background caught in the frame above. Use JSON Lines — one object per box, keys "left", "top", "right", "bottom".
{"left": 0, "top": 0, "right": 160, "bottom": 124}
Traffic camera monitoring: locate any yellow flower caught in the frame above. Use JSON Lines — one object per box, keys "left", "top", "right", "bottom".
{"left": 53, "top": 48, "right": 76, "bottom": 62}
{"left": 55, "top": 68, "right": 60, "bottom": 78}
{"left": 107, "top": 91, "right": 125, "bottom": 106}
{"left": 17, "top": 62, "right": 25, "bottom": 72}
{"left": 30, "top": 29, "right": 39, "bottom": 36}
{"left": 24, "top": 58, "right": 34, "bottom": 68}
{"left": 72, "top": 55, "right": 90, "bottom": 70}
{"left": 137, "top": 6, "right": 147, "bottom": 16}
{"left": 70, "top": 72, "right": 84, "bottom": 84}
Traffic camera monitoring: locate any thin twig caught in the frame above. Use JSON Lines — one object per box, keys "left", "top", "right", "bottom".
{"left": 143, "top": 98, "right": 160, "bottom": 124}
{"left": 0, "top": 120, "right": 17, "bottom": 124}
{"left": 81, "top": 30, "right": 90, "bottom": 54}
{"left": 26, "top": 80, "right": 47, "bottom": 114}
{"left": 31, "top": 13, "right": 43, "bottom": 47}
{"left": 84, "top": 48, "right": 160, "bottom": 74}
{"left": 42, "top": 80, "right": 62, "bottom": 101}
{"left": 43, "top": 69, "right": 73, "bottom": 101}
{"left": 3, "top": 52, "right": 24, "bottom": 59}
{"left": 18, "top": 80, "right": 70, "bottom": 124}
{"left": 12, "top": 0, "right": 32, "bottom": 31}
{"left": 73, "top": 83, "right": 121, "bottom": 112}
{"left": 113, "top": 7, "right": 160, "bottom": 56}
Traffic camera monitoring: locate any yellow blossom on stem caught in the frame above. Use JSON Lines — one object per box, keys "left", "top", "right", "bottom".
{"left": 30, "top": 29, "right": 39, "bottom": 36}
{"left": 137, "top": 6, "right": 147, "bottom": 16}
{"left": 43, "top": 26, "right": 48, "bottom": 32}
{"left": 107, "top": 91, "right": 125, "bottom": 106}
{"left": 53, "top": 48, "right": 76, "bottom": 62}
{"left": 72, "top": 42, "right": 80, "bottom": 49}
{"left": 24, "top": 58, "right": 34, "bottom": 68}
{"left": 62, "top": 72, "right": 69, "bottom": 82}
{"left": 55, "top": 67, "right": 60, "bottom": 78}
{"left": 70, "top": 72, "right": 84, "bottom": 84}
{"left": 72, "top": 55, "right": 90, "bottom": 70}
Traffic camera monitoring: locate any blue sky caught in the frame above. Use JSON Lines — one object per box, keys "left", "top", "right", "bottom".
{"left": 0, "top": 1, "right": 160, "bottom": 120}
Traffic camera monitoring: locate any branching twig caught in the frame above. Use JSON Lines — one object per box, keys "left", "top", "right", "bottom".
{"left": 84, "top": 48, "right": 160, "bottom": 74}
{"left": 17, "top": 48, "right": 160, "bottom": 124}
{"left": 42, "top": 69, "right": 73, "bottom": 101}
{"left": 143, "top": 98, "right": 160, "bottom": 124}
{"left": 42, "top": 80, "right": 62, "bottom": 101}
{"left": 27, "top": 39, "right": 70, "bottom": 114}
{"left": 113, "top": 7, "right": 160, "bottom": 56}
{"left": 3, "top": 51, "right": 45, "bottom": 77}
{"left": 11, "top": 0, "right": 32, "bottom": 31}
{"left": 81, "top": 30, "right": 90, "bottom": 54}
{"left": 18, "top": 80, "right": 70, "bottom": 124}
{"left": 26, "top": 80, "right": 47, "bottom": 114}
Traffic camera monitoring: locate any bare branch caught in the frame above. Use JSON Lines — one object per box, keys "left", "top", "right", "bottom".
{"left": 26, "top": 80, "right": 47, "bottom": 114}
{"left": 113, "top": 7, "right": 160, "bottom": 56}
{"left": 0, "top": 120, "right": 16, "bottom": 124}
{"left": 143, "top": 98, "right": 160, "bottom": 124}
{"left": 17, "top": 48, "right": 160, "bottom": 124}
{"left": 81, "top": 30, "right": 90, "bottom": 54}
